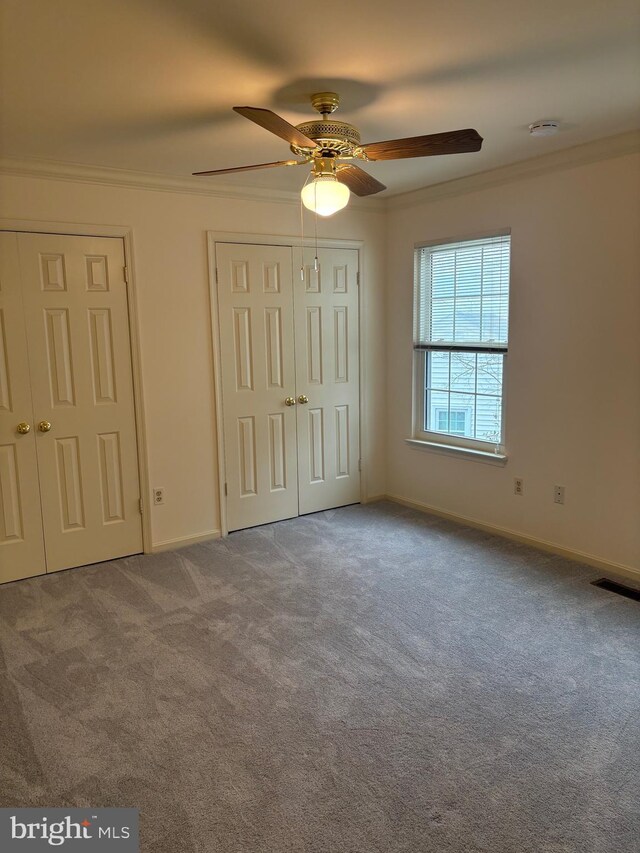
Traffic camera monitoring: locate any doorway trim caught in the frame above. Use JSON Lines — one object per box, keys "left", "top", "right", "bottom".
{"left": 0, "top": 217, "right": 152, "bottom": 554}
{"left": 207, "top": 230, "right": 366, "bottom": 537}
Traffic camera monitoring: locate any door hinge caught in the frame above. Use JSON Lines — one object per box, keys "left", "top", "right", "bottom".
{"left": 138, "top": 497, "right": 144, "bottom": 514}
{"left": 215, "top": 267, "right": 219, "bottom": 285}
{"left": 356, "top": 271, "right": 360, "bottom": 287}
{"left": 224, "top": 482, "right": 228, "bottom": 497}
{"left": 358, "top": 459, "right": 362, "bottom": 472}
{"left": 123, "top": 266, "right": 129, "bottom": 283}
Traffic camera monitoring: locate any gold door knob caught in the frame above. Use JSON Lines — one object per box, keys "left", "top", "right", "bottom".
{"left": 298, "top": 395, "right": 309, "bottom": 404}
{"left": 284, "top": 397, "right": 296, "bottom": 407}
{"left": 17, "top": 422, "right": 31, "bottom": 435}
{"left": 38, "top": 420, "right": 52, "bottom": 433}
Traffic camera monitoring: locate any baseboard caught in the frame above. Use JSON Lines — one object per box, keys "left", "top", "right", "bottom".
{"left": 150, "top": 529, "right": 222, "bottom": 553}
{"left": 362, "top": 494, "right": 387, "bottom": 504}
{"left": 385, "top": 494, "right": 640, "bottom": 583}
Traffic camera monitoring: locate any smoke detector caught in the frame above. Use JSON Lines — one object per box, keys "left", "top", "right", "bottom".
{"left": 529, "top": 120, "right": 560, "bottom": 137}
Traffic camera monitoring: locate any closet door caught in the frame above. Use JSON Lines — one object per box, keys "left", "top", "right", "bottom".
{"left": 17, "top": 234, "right": 143, "bottom": 573}
{"left": 294, "top": 248, "right": 360, "bottom": 515}
{"left": 0, "top": 234, "right": 46, "bottom": 583}
{"left": 217, "top": 243, "right": 299, "bottom": 532}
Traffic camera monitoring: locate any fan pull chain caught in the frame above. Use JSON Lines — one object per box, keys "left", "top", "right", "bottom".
{"left": 299, "top": 171, "right": 313, "bottom": 281}
{"left": 299, "top": 194, "right": 305, "bottom": 281}
{"left": 313, "top": 183, "right": 319, "bottom": 271}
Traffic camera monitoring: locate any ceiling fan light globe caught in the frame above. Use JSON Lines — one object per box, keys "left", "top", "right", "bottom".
{"left": 301, "top": 176, "right": 350, "bottom": 216}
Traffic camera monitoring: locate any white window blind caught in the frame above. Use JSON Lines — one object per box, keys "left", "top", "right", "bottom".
{"left": 414, "top": 234, "right": 510, "bottom": 352}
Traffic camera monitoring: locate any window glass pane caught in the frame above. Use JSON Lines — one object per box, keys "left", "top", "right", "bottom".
{"left": 425, "top": 351, "right": 504, "bottom": 444}
{"left": 476, "top": 353, "right": 503, "bottom": 395}
{"left": 449, "top": 393, "right": 476, "bottom": 438}
{"left": 475, "top": 395, "right": 502, "bottom": 443}
{"left": 426, "top": 389, "right": 449, "bottom": 432}
{"left": 450, "top": 411, "right": 467, "bottom": 435}
{"left": 437, "top": 409, "right": 449, "bottom": 431}
{"left": 428, "top": 352, "right": 450, "bottom": 391}
{"left": 449, "top": 352, "right": 476, "bottom": 393}
{"left": 434, "top": 408, "right": 468, "bottom": 436}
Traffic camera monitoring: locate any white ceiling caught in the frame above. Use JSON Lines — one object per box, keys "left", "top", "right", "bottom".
{"left": 1, "top": 0, "right": 639, "bottom": 196}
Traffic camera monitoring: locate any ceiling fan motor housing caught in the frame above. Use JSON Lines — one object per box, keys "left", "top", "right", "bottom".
{"left": 291, "top": 119, "right": 362, "bottom": 158}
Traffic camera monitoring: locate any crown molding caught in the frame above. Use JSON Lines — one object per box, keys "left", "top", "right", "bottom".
{"left": 386, "top": 130, "right": 640, "bottom": 210}
{"left": 2, "top": 130, "right": 638, "bottom": 213}
{"left": 0, "top": 155, "right": 384, "bottom": 212}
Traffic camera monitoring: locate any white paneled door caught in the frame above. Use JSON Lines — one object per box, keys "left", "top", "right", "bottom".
{"left": 295, "top": 248, "right": 360, "bottom": 516}
{"left": 0, "top": 233, "right": 142, "bottom": 583}
{"left": 216, "top": 242, "right": 360, "bottom": 532}
{"left": 217, "top": 244, "right": 300, "bottom": 531}
{"left": 0, "top": 234, "right": 47, "bottom": 581}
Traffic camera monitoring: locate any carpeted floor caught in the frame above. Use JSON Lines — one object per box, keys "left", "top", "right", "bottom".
{"left": 1, "top": 501, "right": 638, "bottom": 852}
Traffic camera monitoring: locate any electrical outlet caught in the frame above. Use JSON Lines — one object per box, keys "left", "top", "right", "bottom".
{"left": 554, "top": 485, "right": 565, "bottom": 505}
{"left": 514, "top": 478, "right": 524, "bottom": 496}
{"left": 153, "top": 487, "right": 165, "bottom": 505}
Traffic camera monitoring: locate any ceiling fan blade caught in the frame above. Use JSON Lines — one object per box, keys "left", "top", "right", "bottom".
{"left": 361, "top": 128, "right": 483, "bottom": 161}
{"left": 233, "top": 106, "right": 318, "bottom": 149}
{"left": 193, "top": 159, "right": 307, "bottom": 176}
{"left": 336, "top": 164, "right": 387, "bottom": 197}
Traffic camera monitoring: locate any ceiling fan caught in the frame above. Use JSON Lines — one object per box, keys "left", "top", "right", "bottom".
{"left": 193, "top": 92, "right": 483, "bottom": 215}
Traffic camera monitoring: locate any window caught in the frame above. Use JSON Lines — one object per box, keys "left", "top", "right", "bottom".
{"left": 436, "top": 408, "right": 468, "bottom": 436}
{"left": 413, "top": 233, "right": 510, "bottom": 453}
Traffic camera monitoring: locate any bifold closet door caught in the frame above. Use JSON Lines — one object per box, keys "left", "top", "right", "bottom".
{"left": 217, "top": 242, "right": 361, "bottom": 533}
{"left": 16, "top": 233, "right": 143, "bottom": 574}
{"left": 294, "top": 248, "right": 360, "bottom": 515}
{"left": 217, "top": 243, "right": 299, "bottom": 531}
{"left": 0, "top": 234, "right": 46, "bottom": 583}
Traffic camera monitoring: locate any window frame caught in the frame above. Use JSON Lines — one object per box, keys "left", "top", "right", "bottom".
{"left": 411, "top": 231, "right": 511, "bottom": 456}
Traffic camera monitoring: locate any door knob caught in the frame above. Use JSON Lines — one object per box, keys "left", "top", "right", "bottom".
{"left": 16, "top": 422, "right": 31, "bottom": 435}
{"left": 284, "top": 397, "right": 296, "bottom": 407}
{"left": 298, "top": 395, "right": 309, "bottom": 404}
{"left": 38, "top": 420, "right": 52, "bottom": 433}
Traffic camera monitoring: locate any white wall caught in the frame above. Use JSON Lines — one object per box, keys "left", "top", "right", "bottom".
{"left": 4, "top": 146, "right": 637, "bottom": 571}
{"left": 386, "top": 150, "right": 640, "bottom": 572}
{"left": 0, "top": 172, "right": 387, "bottom": 548}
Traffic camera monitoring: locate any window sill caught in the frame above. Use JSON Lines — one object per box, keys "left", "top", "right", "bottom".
{"left": 405, "top": 438, "right": 508, "bottom": 466}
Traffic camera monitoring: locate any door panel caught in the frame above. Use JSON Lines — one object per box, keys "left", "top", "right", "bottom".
{"left": 0, "top": 234, "right": 46, "bottom": 583}
{"left": 294, "top": 248, "right": 360, "bottom": 515}
{"left": 17, "top": 234, "right": 142, "bottom": 573}
{"left": 217, "top": 244, "right": 299, "bottom": 531}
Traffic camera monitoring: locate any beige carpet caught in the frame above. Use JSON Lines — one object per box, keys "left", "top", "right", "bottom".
{"left": 1, "top": 501, "right": 639, "bottom": 852}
